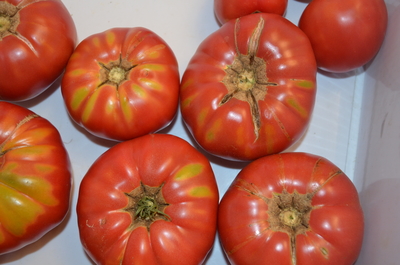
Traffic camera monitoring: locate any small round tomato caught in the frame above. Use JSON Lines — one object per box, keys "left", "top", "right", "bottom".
{"left": 298, "top": 0, "right": 388, "bottom": 73}
{"left": 0, "top": 102, "right": 72, "bottom": 254}
{"left": 214, "top": 0, "right": 288, "bottom": 25}
{"left": 0, "top": 0, "right": 77, "bottom": 101}
{"left": 218, "top": 152, "right": 364, "bottom": 265}
{"left": 76, "top": 134, "right": 219, "bottom": 265}
{"left": 180, "top": 13, "right": 317, "bottom": 161}
{"left": 61, "top": 27, "right": 180, "bottom": 141}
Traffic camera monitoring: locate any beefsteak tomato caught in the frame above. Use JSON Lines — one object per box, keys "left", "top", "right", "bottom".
{"left": 298, "top": 0, "right": 388, "bottom": 73}
{"left": 0, "top": 0, "right": 77, "bottom": 101}
{"left": 61, "top": 27, "right": 180, "bottom": 141}
{"left": 180, "top": 13, "right": 317, "bottom": 161}
{"left": 214, "top": 0, "right": 288, "bottom": 25}
{"left": 0, "top": 102, "right": 72, "bottom": 254}
{"left": 76, "top": 134, "right": 219, "bottom": 265}
{"left": 218, "top": 152, "right": 364, "bottom": 265}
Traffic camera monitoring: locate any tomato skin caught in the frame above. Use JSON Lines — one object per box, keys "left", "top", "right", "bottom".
{"left": 214, "top": 0, "right": 288, "bottom": 24}
{"left": 298, "top": 0, "right": 388, "bottom": 73}
{"left": 218, "top": 152, "right": 364, "bottom": 265}
{"left": 0, "top": 0, "right": 77, "bottom": 101}
{"left": 76, "top": 134, "right": 219, "bottom": 265}
{"left": 61, "top": 27, "right": 180, "bottom": 142}
{"left": 0, "top": 102, "right": 72, "bottom": 254}
{"left": 180, "top": 13, "right": 317, "bottom": 162}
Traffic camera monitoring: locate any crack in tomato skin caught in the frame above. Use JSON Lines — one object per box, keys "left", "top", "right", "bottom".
{"left": 220, "top": 17, "right": 278, "bottom": 141}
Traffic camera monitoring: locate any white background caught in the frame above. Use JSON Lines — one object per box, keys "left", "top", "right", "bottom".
{"left": 0, "top": 0, "right": 384, "bottom": 264}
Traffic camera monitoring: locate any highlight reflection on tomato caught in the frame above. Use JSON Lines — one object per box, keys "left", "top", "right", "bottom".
{"left": 0, "top": 102, "right": 72, "bottom": 254}
{"left": 218, "top": 152, "right": 364, "bottom": 265}
{"left": 77, "top": 134, "right": 219, "bottom": 265}
{"left": 180, "top": 13, "right": 317, "bottom": 161}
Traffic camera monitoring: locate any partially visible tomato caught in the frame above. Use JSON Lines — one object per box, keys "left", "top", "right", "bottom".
{"left": 298, "top": 0, "right": 388, "bottom": 73}
{"left": 218, "top": 152, "right": 364, "bottom": 265}
{"left": 76, "top": 134, "right": 219, "bottom": 265}
{"left": 0, "top": 102, "right": 72, "bottom": 254}
{"left": 214, "top": 0, "right": 288, "bottom": 25}
{"left": 0, "top": 0, "right": 77, "bottom": 101}
{"left": 180, "top": 13, "right": 317, "bottom": 162}
{"left": 61, "top": 27, "right": 180, "bottom": 142}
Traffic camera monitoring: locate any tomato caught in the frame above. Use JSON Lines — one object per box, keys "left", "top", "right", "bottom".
{"left": 218, "top": 152, "right": 364, "bottom": 265}
{"left": 180, "top": 13, "right": 317, "bottom": 162}
{"left": 0, "top": 0, "right": 77, "bottom": 101}
{"left": 0, "top": 102, "right": 72, "bottom": 254}
{"left": 214, "top": 0, "right": 288, "bottom": 25}
{"left": 298, "top": 0, "right": 388, "bottom": 73}
{"left": 76, "top": 134, "right": 219, "bottom": 265}
{"left": 61, "top": 27, "right": 180, "bottom": 142}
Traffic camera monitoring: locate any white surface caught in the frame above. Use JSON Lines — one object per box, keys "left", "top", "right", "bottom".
{"left": 0, "top": 0, "right": 374, "bottom": 264}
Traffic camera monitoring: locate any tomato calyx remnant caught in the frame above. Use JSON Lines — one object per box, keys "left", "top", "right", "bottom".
{"left": 98, "top": 55, "right": 137, "bottom": 89}
{"left": 0, "top": 2, "right": 19, "bottom": 40}
{"left": 124, "top": 182, "right": 170, "bottom": 231}
{"left": 220, "top": 17, "right": 277, "bottom": 140}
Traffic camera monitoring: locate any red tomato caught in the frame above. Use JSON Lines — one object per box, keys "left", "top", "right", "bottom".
{"left": 298, "top": 0, "right": 388, "bottom": 73}
{"left": 0, "top": 102, "right": 72, "bottom": 254}
{"left": 214, "top": 0, "right": 288, "bottom": 25}
{"left": 61, "top": 27, "right": 180, "bottom": 141}
{"left": 218, "top": 152, "right": 364, "bottom": 265}
{"left": 180, "top": 13, "right": 317, "bottom": 161}
{"left": 0, "top": 0, "right": 77, "bottom": 101}
{"left": 76, "top": 134, "right": 219, "bottom": 265}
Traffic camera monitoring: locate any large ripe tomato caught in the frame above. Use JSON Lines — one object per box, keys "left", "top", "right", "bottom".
{"left": 61, "top": 27, "right": 180, "bottom": 141}
{"left": 214, "top": 0, "right": 288, "bottom": 25}
{"left": 298, "top": 0, "right": 388, "bottom": 73}
{"left": 0, "top": 102, "right": 72, "bottom": 254}
{"left": 0, "top": 0, "right": 77, "bottom": 101}
{"left": 180, "top": 13, "right": 317, "bottom": 162}
{"left": 76, "top": 134, "right": 219, "bottom": 265}
{"left": 218, "top": 152, "right": 364, "bottom": 265}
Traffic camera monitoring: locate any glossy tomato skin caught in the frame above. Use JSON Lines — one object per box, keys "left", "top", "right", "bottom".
{"left": 77, "top": 134, "right": 219, "bottom": 265}
{"left": 0, "top": 102, "right": 72, "bottom": 254}
{"left": 0, "top": 0, "right": 77, "bottom": 101}
{"left": 299, "top": 0, "right": 388, "bottom": 73}
{"left": 214, "top": 0, "right": 288, "bottom": 25}
{"left": 218, "top": 152, "right": 364, "bottom": 265}
{"left": 61, "top": 27, "right": 180, "bottom": 142}
{"left": 180, "top": 13, "right": 317, "bottom": 161}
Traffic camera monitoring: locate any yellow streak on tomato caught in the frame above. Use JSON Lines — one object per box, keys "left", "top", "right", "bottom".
{"left": 120, "top": 95, "right": 133, "bottom": 121}
{"left": 0, "top": 184, "right": 45, "bottom": 236}
{"left": 82, "top": 91, "right": 100, "bottom": 123}
{"left": 92, "top": 36, "right": 101, "bottom": 48}
{"left": 174, "top": 163, "right": 204, "bottom": 181}
{"left": 206, "top": 119, "right": 222, "bottom": 142}
{"left": 142, "top": 64, "right": 165, "bottom": 72}
{"left": 295, "top": 79, "right": 314, "bottom": 89}
{"left": 197, "top": 108, "right": 209, "bottom": 127}
{"left": 142, "top": 44, "right": 166, "bottom": 59}
{"left": 132, "top": 84, "right": 147, "bottom": 98}
{"left": 69, "top": 69, "right": 85, "bottom": 77}
{"left": 71, "top": 87, "right": 91, "bottom": 111}
{"left": 264, "top": 124, "right": 276, "bottom": 154}
{"left": 180, "top": 78, "right": 193, "bottom": 91}
{"left": 139, "top": 78, "right": 161, "bottom": 90}
{"left": 189, "top": 186, "right": 213, "bottom": 197}
{"left": 181, "top": 95, "right": 196, "bottom": 109}
{"left": 105, "top": 31, "right": 116, "bottom": 46}
{"left": 287, "top": 98, "right": 308, "bottom": 119}
{"left": 1, "top": 162, "right": 58, "bottom": 206}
